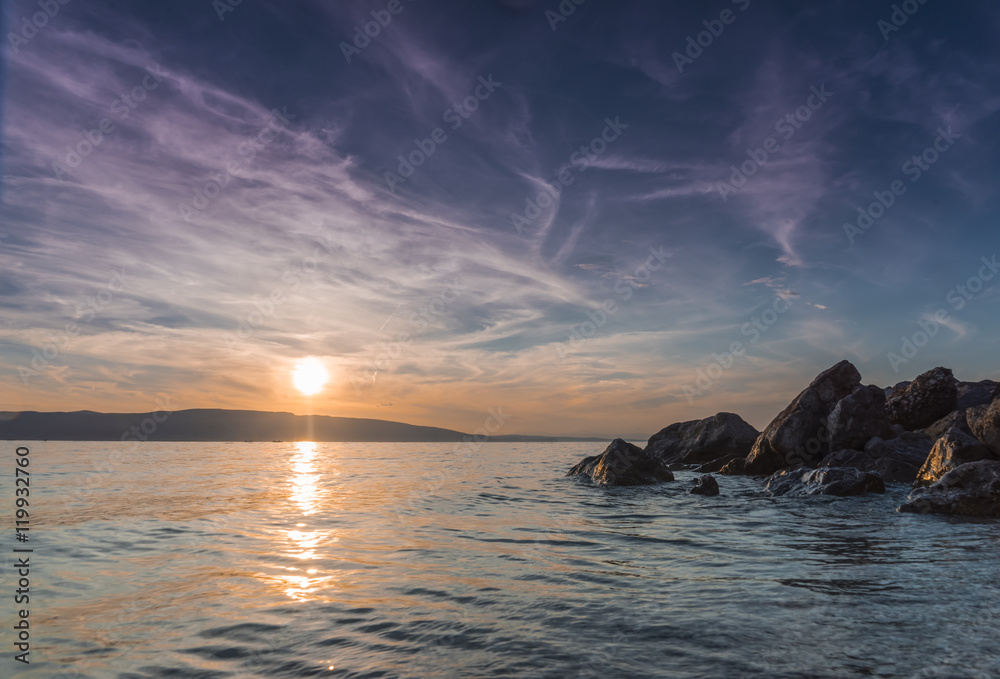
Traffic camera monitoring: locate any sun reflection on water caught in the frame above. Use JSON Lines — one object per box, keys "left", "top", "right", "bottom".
{"left": 278, "top": 442, "right": 337, "bottom": 601}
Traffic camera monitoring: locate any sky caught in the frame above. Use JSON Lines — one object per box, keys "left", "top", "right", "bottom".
{"left": 1, "top": 0, "right": 999, "bottom": 438}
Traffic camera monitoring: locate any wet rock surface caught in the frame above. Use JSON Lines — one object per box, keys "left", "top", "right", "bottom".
{"left": 900, "top": 461, "right": 1000, "bottom": 517}
{"left": 568, "top": 438, "right": 674, "bottom": 486}
{"left": 764, "top": 467, "right": 886, "bottom": 497}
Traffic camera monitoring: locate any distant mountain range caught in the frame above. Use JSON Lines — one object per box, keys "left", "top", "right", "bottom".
{"left": 0, "top": 409, "right": 608, "bottom": 443}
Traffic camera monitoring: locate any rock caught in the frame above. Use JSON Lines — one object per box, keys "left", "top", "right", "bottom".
{"left": 764, "top": 467, "right": 885, "bottom": 497}
{"left": 644, "top": 412, "right": 759, "bottom": 466}
{"left": 690, "top": 474, "right": 720, "bottom": 496}
{"left": 818, "top": 432, "right": 934, "bottom": 484}
{"left": 739, "top": 360, "right": 862, "bottom": 475}
{"left": 955, "top": 380, "right": 999, "bottom": 411}
{"left": 899, "top": 461, "right": 1000, "bottom": 517}
{"left": 567, "top": 439, "right": 674, "bottom": 486}
{"left": 885, "top": 367, "right": 957, "bottom": 430}
{"left": 718, "top": 457, "right": 748, "bottom": 475}
{"left": 968, "top": 398, "right": 1000, "bottom": 456}
{"left": 696, "top": 453, "right": 742, "bottom": 473}
{"left": 921, "top": 409, "right": 971, "bottom": 441}
{"left": 914, "top": 428, "right": 999, "bottom": 487}
{"left": 861, "top": 432, "right": 933, "bottom": 483}
{"left": 827, "top": 384, "right": 894, "bottom": 453}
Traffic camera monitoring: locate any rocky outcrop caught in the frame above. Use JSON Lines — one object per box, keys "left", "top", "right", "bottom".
{"left": 914, "top": 428, "right": 998, "bottom": 487}
{"left": 827, "top": 384, "right": 894, "bottom": 453}
{"left": 899, "top": 461, "right": 1000, "bottom": 517}
{"left": 885, "top": 367, "right": 958, "bottom": 431}
{"left": 763, "top": 467, "right": 885, "bottom": 497}
{"left": 968, "top": 398, "right": 1000, "bottom": 456}
{"left": 567, "top": 439, "right": 674, "bottom": 486}
{"left": 818, "top": 432, "right": 933, "bottom": 485}
{"left": 690, "top": 474, "right": 720, "bottom": 496}
{"left": 735, "top": 360, "right": 862, "bottom": 475}
{"left": 644, "top": 412, "right": 759, "bottom": 466}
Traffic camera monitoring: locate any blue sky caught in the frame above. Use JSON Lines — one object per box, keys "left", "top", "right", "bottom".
{"left": 1, "top": 0, "right": 998, "bottom": 437}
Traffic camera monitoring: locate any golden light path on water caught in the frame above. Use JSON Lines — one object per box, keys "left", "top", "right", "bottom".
{"left": 279, "top": 441, "right": 337, "bottom": 601}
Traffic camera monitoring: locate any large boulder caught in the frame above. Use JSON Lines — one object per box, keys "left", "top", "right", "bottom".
{"left": 968, "top": 398, "right": 1000, "bottom": 455}
{"left": 738, "top": 360, "right": 862, "bottom": 475}
{"left": 567, "top": 439, "right": 674, "bottom": 486}
{"left": 644, "top": 412, "right": 759, "bottom": 466}
{"left": 899, "top": 461, "right": 1000, "bottom": 517}
{"left": 914, "top": 428, "right": 999, "bottom": 487}
{"left": 955, "top": 380, "right": 998, "bottom": 411}
{"left": 885, "top": 367, "right": 958, "bottom": 431}
{"left": 689, "top": 474, "right": 720, "bottom": 496}
{"left": 921, "top": 409, "right": 971, "bottom": 441}
{"left": 826, "top": 384, "right": 894, "bottom": 453}
{"left": 763, "top": 467, "right": 885, "bottom": 497}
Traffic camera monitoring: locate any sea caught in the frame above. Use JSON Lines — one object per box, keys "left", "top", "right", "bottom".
{"left": 1, "top": 441, "right": 999, "bottom": 678}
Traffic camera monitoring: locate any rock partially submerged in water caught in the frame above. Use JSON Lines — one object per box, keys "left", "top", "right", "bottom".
{"left": 567, "top": 438, "right": 674, "bottom": 486}
{"left": 913, "top": 428, "right": 998, "bottom": 487}
{"left": 764, "top": 467, "right": 886, "bottom": 497}
{"left": 886, "top": 367, "right": 958, "bottom": 431}
{"left": 818, "top": 432, "right": 932, "bottom": 484}
{"left": 689, "top": 474, "right": 720, "bottom": 496}
{"left": 644, "top": 412, "right": 759, "bottom": 467}
{"left": 730, "top": 360, "right": 863, "bottom": 476}
{"left": 899, "top": 461, "right": 1000, "bottom": 517}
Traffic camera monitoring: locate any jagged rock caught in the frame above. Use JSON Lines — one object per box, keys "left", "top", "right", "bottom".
{"left": 914, "top": 428, "right": 999, "bottom": 487}
{"left": 899, "top": 461, "right": 1000, "bottom": 517}
{"left": 567, "top": 439, "right": 674, "bottom": 486}
{"left": 690, "top": 474, "right": 720, "bottom": 496}
{"left": 885, "top": 367, "right": 958, "bottom": 431}
{"left": 735, "top": 360, "right": 862, "bottom": 475}
{"left": 955, "top": 380, "right": 999, "bottom": 411}
{"left": 644, "top": 412, "right": 759, "bottom": 466}
{"left": 827, "top": 384, "right": 894, "bottom": 453}
{"left": 763, "top": 467, "right": 885, "bottom": 497}
{"left": 922, "top": 409, "right": 971, "bottom": 441}
{"left": 968, "top": 398, "right": 1000, "bottom": 456}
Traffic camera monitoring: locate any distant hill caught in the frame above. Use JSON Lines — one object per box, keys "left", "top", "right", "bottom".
{"left": 0, "top": 409, "right": 607, "bottom": 443}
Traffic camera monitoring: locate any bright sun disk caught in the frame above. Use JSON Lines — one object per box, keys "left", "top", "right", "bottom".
{"left": 293, "top": 357, "right": 329, "bottom": 395}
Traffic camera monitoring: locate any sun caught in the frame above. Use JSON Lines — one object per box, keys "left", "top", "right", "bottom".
{"left": 292, "top": 357, "right": 329, "bottom": 395}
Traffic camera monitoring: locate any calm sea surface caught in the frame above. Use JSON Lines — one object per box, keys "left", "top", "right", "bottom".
{"left": 2, "top": 441, "right": 999, "bottom": 678}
